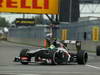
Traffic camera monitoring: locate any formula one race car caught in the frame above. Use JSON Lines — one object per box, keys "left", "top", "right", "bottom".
{"left": 14, "top": 40, "right": 88, "bottom": 65}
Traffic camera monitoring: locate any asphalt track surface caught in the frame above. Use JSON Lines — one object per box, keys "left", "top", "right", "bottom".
{"left": 0, "top": 41, "right": 100, "bottom": 75}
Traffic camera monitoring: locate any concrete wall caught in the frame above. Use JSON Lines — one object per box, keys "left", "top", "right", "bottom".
{"left": 81, "top": 41, "right": 100, "bottom": 52}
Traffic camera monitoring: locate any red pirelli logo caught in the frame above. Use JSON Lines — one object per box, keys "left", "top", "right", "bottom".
{"left": 0, "top": 0, "right": 59, "bottom": 14}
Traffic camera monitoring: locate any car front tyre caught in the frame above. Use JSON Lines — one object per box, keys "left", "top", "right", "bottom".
{"left": 20, "top": 49, "right": 30, "bottom": 65}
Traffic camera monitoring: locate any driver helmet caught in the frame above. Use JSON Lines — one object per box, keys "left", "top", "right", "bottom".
{"left": 46, "top": 33, "right": 52, "bottom": 38}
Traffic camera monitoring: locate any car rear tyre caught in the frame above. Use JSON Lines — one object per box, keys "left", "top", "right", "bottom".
{"left": 77, "top": 50, "right": 88, "bottom": 65}
{"left": 20, "top": 49, "right": 30, "bottom": 65}
{"left": 96, "top": 46, "right": 100, "bottom": 56}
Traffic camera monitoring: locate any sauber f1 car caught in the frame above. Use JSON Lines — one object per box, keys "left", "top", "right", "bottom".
{"left": 14, "top": 40, "right": 88, "bottom": 65}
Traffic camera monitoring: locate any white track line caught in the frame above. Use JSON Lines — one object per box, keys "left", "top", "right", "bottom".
{"left": 86, "top": 64, "right": 100, "bottom": 70}
{"left": 0, "top": 74, "right": 40, "bottom": 75}
{"left": 16, "top": 74, "right": 40, "bottom": 75}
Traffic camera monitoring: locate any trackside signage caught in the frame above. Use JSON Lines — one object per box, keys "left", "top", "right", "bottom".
{"left": 0, "top": 0, "right": 59, "bottom": 14}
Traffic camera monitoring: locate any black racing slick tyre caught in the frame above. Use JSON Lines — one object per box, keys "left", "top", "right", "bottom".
{"left": 77, "top": 50, "right": 88, "bottom": 65}
{"left": 20, "top": 49, "right": 30, "bottom": 65}
{"left": 96, "top": 46, "right": 100, "bottom": 56}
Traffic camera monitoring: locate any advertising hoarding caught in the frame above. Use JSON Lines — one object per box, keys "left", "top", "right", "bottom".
{"left": 0, "top": 0, "right": 59, "bottom": 14}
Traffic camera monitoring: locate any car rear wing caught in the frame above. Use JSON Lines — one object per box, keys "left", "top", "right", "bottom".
{"left": 63, "top": 40, "right": 77, "bottom": 44}
{"left": 61, "top": 40, "right": 81, "bottom": 51}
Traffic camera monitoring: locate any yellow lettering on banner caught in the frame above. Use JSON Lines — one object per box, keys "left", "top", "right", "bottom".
{"left": 92, "top": 26, "right": 99, "bottom": 41}
{"left": 16, "top": 21, "right": 20, "bottom": 23}
{"left": 16, "top": 20, "right": 35, "bottom": 24}
{"left": 0, "top": 0, "right": 59, "bottom": 14}
{"left": 20, "top": 21, "right": 34, "bottom": 24}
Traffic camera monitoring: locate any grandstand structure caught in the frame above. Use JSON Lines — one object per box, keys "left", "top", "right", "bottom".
{"left": 79, "top": 0, "right": 100, "bottom": 19}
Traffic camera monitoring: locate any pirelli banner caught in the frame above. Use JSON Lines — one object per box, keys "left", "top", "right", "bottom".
{"left": 0, "top": 0, "right": 59, "bottom": 14}
{"left": 92, "top": 26, "right": 99, "bottom": 41}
